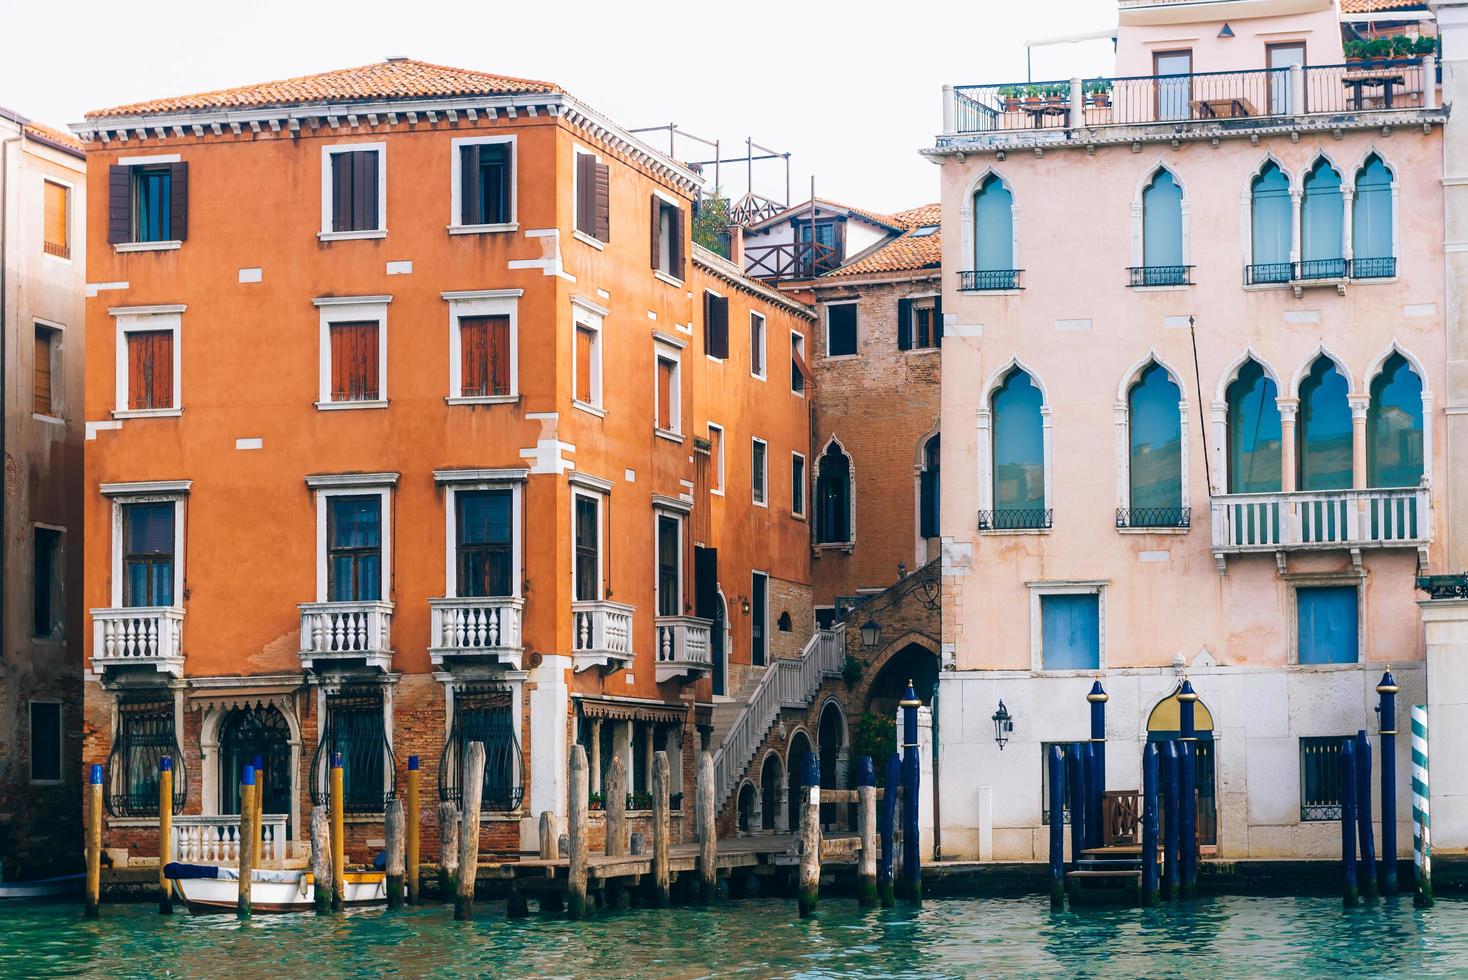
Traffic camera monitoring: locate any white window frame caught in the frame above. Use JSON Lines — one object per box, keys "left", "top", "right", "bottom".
{"left": 308, "top": 473, "right": 397, "bottom": 603}
{"left": 791, "top": 451, "right": 807, "bottom": 519}
{"left": 315, "top": 295, "right": 391, "bottom": 411}
{"left": 708, "top": 422, "right": 725, "bottom": 496}
{"left": 32, "top": 522, "right": 66, "bottom": 642}
{"left": 572, "top": 145, "right": 606, "bottom": 250}
{"left": 1288, "top": 575, "right": 1365, "bottom": 667}
{"left": 33, "top": 317, "right": 65, "bottom": 423}
{"left": 41, "top": 176, "right": 74, "bottom": 265}
{"left": 823, "top": 300, "right": 859, "bottom": 359}
{"left": 750, "top": 311, "right": 767, "bottom": 380}
{"left": 977, "top": 359, "right": 1053, "bottom": 534}
{"left": 572, "top": 296, "right": 606, "bottom": 414}
{"left": 111, "top": 304, "right": 184, "bottom": 419}
{"left": 1029, "top": 581, "right": 1106, "bottom": 674}
{"left": 654, "top": 344, "right": 683, "bottom": 439}
{"left": 751, "top": 569, "right": 770, "bottom": 666}
{"left": 653, "top": 504, "right": 686, "bottom": 617}
{"left": 1114, "top": 352, "right": 1191, "bottom": 531}
{"left": 28, "top": 699, "right": 64, "bottom": 785}
{"left": 653, "top": 190, "right": 683, "bottom": 285}
{"left": 443, "top": 288, "right": 521, "bottom": 404}
{"left": 791, "top": 329, "right": 807, "bottom": 398}
{"left": 752, "top": 437, "right": 769, "bottom": 508}
{"left": 569, "top": 475, "right": 611, "bottom": 602}
{"left": 435, "top": 468, "right": 527, "bottom": 598}
{"left": 320, "top": 141, "right": 387, "bottom": 240}
{"left": 101, "top": 480, "right": 191, "bottom": 608}
{"left": 449, "top": 134, "right": 518, "bottom": 234}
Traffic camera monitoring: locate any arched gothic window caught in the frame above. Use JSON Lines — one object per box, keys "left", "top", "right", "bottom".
{"left": 1142, "top": 169, "right": 1183, "bottom": 272}
{"left": 970, "top": 175, "right": 1016, "bottom": 289}
{"left": 815, "top": 442, "right": 852, "bottom": 544}
{"left": 1250, "top": 162, "right": 1292, "bottom": 284}
{"left": 1127, "top": 363, "right": 1184, "bottom": 525}
{"left": 919, "top": 434, "right": 940, "bottom": 540}
{"left": 1226, "top": 360, "right": 1282, "bottom": 494}
{"left": 1297, "top": 356, "right": 1352, "bottom": 491}
{"left": 1367, "top": 352, "right": 1424, "bottom": 488}
{"left": 990, "top": 369, "right": 1046, "bottom": 529}
{"left": 1353, "top": 154, "right": 1394, "bottom": 279}
{"left": 1301, "top": 159, "right": 1345, "bottom": 278}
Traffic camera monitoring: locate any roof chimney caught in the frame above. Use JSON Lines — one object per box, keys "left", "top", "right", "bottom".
{"left": 384, "top": 55, "right": 408, "bottom": 62}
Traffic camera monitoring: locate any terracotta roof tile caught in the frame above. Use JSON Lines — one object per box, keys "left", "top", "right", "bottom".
{"left": 1340, "top": 0, "right": 1426, "bottom": 13}
{"left": 85, "top": 58, "right": 560, "bottom": 120}
{"left": 23, "top": 121, "right": 84, "bottom": 154}
{"left": 824, "top": 203, "right": 941, "bottom": 278}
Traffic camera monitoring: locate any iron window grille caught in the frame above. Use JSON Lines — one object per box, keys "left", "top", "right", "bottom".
{"left": 105, "top": 694, "right": 186, "bottom": 817}
{"left": 1127, "top": 265, "right": 1193, "bottom": 287}
{"left": 1244, "top": 262, "right": 1293, "bottom": 286}
{"left": 310, "top": 689, "right": 395, "bottom": 813}
{"left": 440, "top": 683, "right": 524, "bottom": 812}
{"left": 1116, "top": 506, "right": 1191, "bottom": 530}
{"left": 1350, "top": 256, "right": 1396, "bottom": 280}
{"left": 979, "top": 508, "right": 1053, "bottom": 531}
{"left": 1296, "top": 258, "right": 1348, "bottom": 281}
{"left": 957, "top": 269, "right": 1023, "bottom": 291}
{"left": 1299, "top": 736, "right": 1346, "bottom": 822}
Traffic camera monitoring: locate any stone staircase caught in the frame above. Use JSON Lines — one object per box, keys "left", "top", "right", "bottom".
{"left": 709, "top": 670, "right": 766, "bottom": 748}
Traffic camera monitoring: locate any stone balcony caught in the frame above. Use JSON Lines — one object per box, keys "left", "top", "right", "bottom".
{"left": 428, "top": 596, "right": 524, "bottom": 669}
{"left": 653, "top": 615, "right": 714, "bottom": 684}
{"left": 298, "top": 600, "right": 394, "bottom": 671}
{"left": 90, "top": 606, "right": 185, "bottom": 676}
{"left": 1210, "top": 486, "right": 1430, "bottom": 571}
{"left": 571, "top": 599, "right": 635, "bottom": 673}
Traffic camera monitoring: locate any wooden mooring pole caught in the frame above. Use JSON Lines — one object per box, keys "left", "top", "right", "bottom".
{"left": 330, "top": 753, "right": 345, "bottom": 912}
{"left": 405, "top": 755, "right": 421, "bottom": 905}
{"left": 455, "top": 741, "right": 485, "bottom": 921}
{"left": 1412, "top": 704, "right": 1433, "bottom": 907}
{"left": 1066, "top": 742, "right": 1086, "bottom": 880}
{"left": 856, "top": 755, "right": 877, "bottom": 908}
{"left": 1141, "top": 742, "right": 1160, "bottom": 906}
{"left": 1046, "top": 744, "right": 1064, "bottom": 908}
{"left": 1162, "top": 741, "right": 1180, "bottom": 900}
{"left": 385, "top": 797, "right": 406, "bottom": 909}
{"left": 1178, "top": 679, "right": 1199, "bottom": 898}
{"left": 438, "top": 801, "right": 460, "bottom": 899}
{"left": 878, "top": 751, "right": 899, "bottom": 907}
{"left": 237, "top": 765, "right": 256, "bottom": 920}
{"left": 604, "top": 755, "right": 628, "bottom": 909}
{"left": 85, "top": 763, "right": 103, "bottom": 919}
{"left": 697, "top": 751, "right": 716, "bottom": 904}
{"left": 310, "top": 806, "right": 331, "bottom": 914}
{"left": 1341, "top": 736, "right": 1360, "bottom": 907}
{"left": 1355, "top": 730, "right": 1378, "bottom": 900}
{"left": 798, "top": 752, "right": 821, "bottom": 917}
{"left": 158, "top": 756, "right": 174, "bottom": 914}
{"left": 898, "top": 684, "right": 922, "bottom": 904}
{"left": 568, "top": 744, "right": 590, "bottom": 919}
{"left": 652, "top": 751, "right": 672, "bottom": 907}
{"left": 1377, "top": 670, "right": 1399, "bottom": 896}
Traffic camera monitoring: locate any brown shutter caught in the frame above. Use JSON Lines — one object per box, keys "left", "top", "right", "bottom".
{"left": 355, "top": 151, "right": 379, "bottom": 231}
{"left": 331, "top": 153, "right": 351, "bottom": 232}
{"left": 108, "top": 165, "right": 131, "bottom": 244}
{"left": 575, "top": 326, "right": 593, "bottom": 403}
{"left": 657, "top": 358, "right": 673, "bottom": 428}
{"left": 897, "top": 298, "right": 913, "bottom": 350}
{"left": 576, "top": 154, "right": 595, "bottom": 236}
{"left": 460, "top": 317, "right": 488, "bottom": 396}
{"left": 34, "top": 327, "right": 53, "bottom": 415}
{"left": 650, "top": 195, "right": 661, "bottom": 270}
{"left": 708, "top": 295, "right": 729, "bottom": 359}
{"left": 330, "top": 321, "right": 377, "bottom": 400}
{"left": 934, "top": 294, "right": 944, "bottom": 345}
{"left": 169, "top": 162, "right": 188, "bottom": 241}
{"left": 671, "top": 205, "right": 686, "bottom": 280}
{"left": 593, "top": 160, "right": 610, "bottom": 242}
{"left": 359, "top": 322, "right": 379, "bottom": 399}
{"left": 461, "top": 144, "right": 480, "bottom": 225}
{"left": 128, "top": 330, "right": 173, "bottom": 410}
{"left": 488, "top": 315, "right": 510, "bottom": 395}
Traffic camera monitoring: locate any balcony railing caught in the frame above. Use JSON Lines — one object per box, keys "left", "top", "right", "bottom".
{"left": 298, "top": 600, "right": 394, "bottom": 671}
{"left": 743, "top": 240, "right": 841, "bottom": 281}
{"left": 1117, "top": 506, "right": 1191, "bottom": 530}
{"left": 958, "top": 269, "right": 1023, "bottom": 291}
{"left": 1246, "top": 257, "right": 1397, "bottom": 287}
{"left": 572, "top": 599, "right": 635, "bottom": 672}
{"left": 1128, "top": 265, "right": 1192, "bottom": 287}
{"left": 173, "top": 813, "right": 289, "bottom": 868}
{"left": 951, "top": 60, "right": 1434, "bottom": 137}
{"left": 91, "top": 606, "right": 185, "bottom": 676}
{"left": 979, "top": 508, "right": 1053, "bottom": 531}
{"left": 428, "top": 596, "right": 524, "bottom": 669}
{"left": 1210, "top": 487, "right": 1430, "bottom": 556}
{"left": 654, "top": 615, "right": 713, "bottom": 684}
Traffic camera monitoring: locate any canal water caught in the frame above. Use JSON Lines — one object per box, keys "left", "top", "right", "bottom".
{"left": 5, "top": 894, "right": 1464, "bottom": 978}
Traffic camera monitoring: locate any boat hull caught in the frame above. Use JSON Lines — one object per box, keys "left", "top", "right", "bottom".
{"left": 172, "top": 871, "right": 386, "bottom": 915}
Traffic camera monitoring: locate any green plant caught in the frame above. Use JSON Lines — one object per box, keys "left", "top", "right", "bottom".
{"left": 998, "top": 85, "right": 1023, "bottom": 99}
{"left": 1084, "top": 78, "right": 1112, "bottom": 95}
{"left": 1344, "top": 39, "right": 1369, "bottom": 60}
{"left": 1415, "top": 35, "right": 1440, "bottom": 56}
{"left": 1022, "top": 84, "right": 1043, "bottom": 100}
{"left": 669, "top": 792, "right": 684, "bottom": 811}
{"left": 842, "top": 655, "right": 863, "bottom": 687}
{"left": 848, "top": 712, "right": 897, "bottom": 786}
{"left": 626, "top": 791, "right": 653, "bottom": 810}
{"left": 1391, "top": 34, "right": 1415, "bottom": 58}
{"left": 1365, "top": 37, "right": 1393, "bottom": 59}
{"left": 588, "top": 791, "right": 603, "bottom": 810}
{"left": 693, "top": 189, "right": 732, "bottom": 258}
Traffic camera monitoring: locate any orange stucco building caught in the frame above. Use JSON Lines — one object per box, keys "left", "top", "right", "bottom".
{"left": 74, "top": 59, "right": 814, "bottom": 858}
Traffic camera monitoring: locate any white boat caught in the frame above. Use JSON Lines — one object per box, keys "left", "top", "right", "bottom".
{"left": 167, "top": 865, "right": 387, "bottom": 914}
{"left": 0, "top": 873, "right": 84, "bottom": 900}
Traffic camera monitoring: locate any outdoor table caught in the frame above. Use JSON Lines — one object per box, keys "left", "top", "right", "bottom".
{"left": 1342, "top": 69, "right": 1407, "bottom": 110}
{"left": 1021, "top": 102, "right": 1069, "bottom": 128}
{"left": 1192, "top": 97, "right": 1256, "bottom": 119}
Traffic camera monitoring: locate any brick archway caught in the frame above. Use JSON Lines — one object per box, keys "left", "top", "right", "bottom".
{"left": 852, "top": 630, "right": 941, "bottom": 715}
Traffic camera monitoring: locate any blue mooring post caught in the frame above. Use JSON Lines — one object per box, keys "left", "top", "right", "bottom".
{"left": 878, "top": 751, "right": 899, "bottom": 907}
{"left": 1066, "top": 742, "right": 1086, "bottom": 874}
{"left": 1141, "top": 742, "right": 1160, "bottom": 905}
{"left": 1177, "top": 679, "right": 1199, "bottom": 898}
{"left": 1355, "top": 730, "right": 1378, "bottom": 900}
{"left": 1162, "top": 740, "right": 1179, "bottom": 900}
{"left": 1083, "top": 741, "right": 1101, "bottom": 852}
{"left": 1088, "top": 680, "right": 1108, "bottom": 851}
{"left": 1047, "top": 744, "right": 1065, "bottom": 908}
{"left": 1341, "top": 737, "right": 1360, "bottom": 906}
{"left": 898, "top": 682, "right": 922, "bottom": 903}
{"left": 1377, "top": 668, "right": 1399, "bottom": 895}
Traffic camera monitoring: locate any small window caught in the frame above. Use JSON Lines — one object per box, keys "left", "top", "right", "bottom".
{"left": 133, "top": 166, "right": 173, "bottom": 242}
{"left": 459, "top": 141, "right": 513, "bottom": 226}
{"left": 708, "top": 424, "right": 725, "bottom": 494}
{"left": 1039, "top": 592, "right": 1100, "bottom": 670}
{"left": 1297, "top": 585, "right": 1359, "bottom": 664}
{"left": 29, "top": 701, "right": 62, "bottom": 783}
{"left": 920, "top": 435, "right": 940, "bottom": 539}
{"left": 326, "top": 147, "right": 383, "bottom": 234}
{"left": 751, "top": 571, "right": 768, "bottom": 666}
{"left": 106, "top": 695, "right": 185, "bottom": 817}
{"left": 826, "top": 303, "right": 857, "bottom": 357}
{"left": 441, "top": 683, "right": 522, "bottom": 812}
{"left": 107, "top": 162, "right": 187, "bottom": 246}
{"left": 456, "top": 489, "right": 513, "bottom": 597}
{"left": 704, "top": 292, "right": 730, "bottom": 359}
{"left": 327, "top": 495, "right": 383, "bottom": 602}
{"left": 899, "top": 296, "right": 942, "bottom": 352}
{"left": 458, "top": 315, "right": 511, "bottom": 398}
{"left": 657, "top": 513, "right": 682, "bottom": 616}
{"left": 778, "top": 611, "right": 793, "bottom": 632}
{"left": 750, "top": 312, "right": 767, "bottom": 379}
{"left": 33, "top": 527, "right": 64, "bottom": 640}
{"left": 1299, "top": 736, "right": 1346, "bottom": 821}
{"left": 656, "top": 350, "right": 681, "bottom": 434}
{"left": 573, "top": 493, "right": 602, "bottom": 601}
{"left": 791, "top": 332, "right": 809, "bottom": 395}
{"left": 123, "top": 502, "right": 174, "bottom": 607}
{"left": 126, "top": 329, "right": 175, "bottom": 411}
{"left": 575, "top": 150, "right": 610, "bottom": 241}
{"left": 752, "top": 438, "right": 768, "bottom": 506}
{"left": 792, "top": 452, "right": 807, "bottom": 518}
{"left": 910, "top": 224, "right": 939, "bottom": 238}
{"left": 34, "top": 323, "right": 58, "bottom": 416}
{"left": 43, "top": 180, "right": 70, "bottom": 258}
{"left": 574, "top": 318, "right": 602, "bottom": 409}
{"left": 312, "top": 689, "right": 392, "bottom": 814}
{"left": 651, "top": 196, "right": 685, "bottom": 280}
{"left": 329, "top": 321, "right": 380, "bottom": 403}
{"left": 815, "top": 443, "right": 852, "bottom": 544}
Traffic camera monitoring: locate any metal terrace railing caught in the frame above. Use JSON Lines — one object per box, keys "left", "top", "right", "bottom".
{"left": 743, "top": 240, "right": 841, "bottom": 281}
{"left": 950, "top": 60, "right": 1434, "bottom": 136}
{"left": 1128, "top": 265, "right": 1193, "bottom": 287}
{"left": 1245, "top": 258, "right": 1396, "bottom": 286}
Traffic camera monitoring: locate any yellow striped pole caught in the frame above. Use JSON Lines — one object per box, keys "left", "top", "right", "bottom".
{"left": 158, "top": 757, "right": 174, "bottom": 914}
{"left": 330, "top": 753, "right": 345, "bottom": 912}
{"left": 238, "top": 766, "right": 256, "bottom": 919}
{"left": 85, "top": 764, "right": 103, "bottom": 918}
{"left": 405, "top": 756, "right": 420, "bottom": 905}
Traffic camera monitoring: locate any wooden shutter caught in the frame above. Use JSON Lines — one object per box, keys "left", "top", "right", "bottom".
{"left": 650, "top": 195, "right": 661, "bottom": 269}
{"left": 693, "top": 546, "right": 718, "bottom": 620}
{"left": 897, "top": 298, "right": 913, "bottom": 350}
{"left": 354, "top": 151, "right": 378, "bottom": 231}
{"left": 169, "top": 162, "right": 188, "bottom": 241}
{"left": 331, "top": 153, "right": 351, "bottom": 232}
{"left": 128, "top": 330, "right": 173, "bottom": 410}
{"left": 704, "top": 293, "right": 729, "bottom": 359}
{"left": 575, "top": 326, "right": 593, "bottom": 403}
{"left": 33, "top": 327, "right": 52, "bottom": 415}
{"left": 593, "top": 160, "right": 610, "bottom": 241}
{"left": 330, "top": 321, "right": 378, "bottom": 401}
{"left": 108, "top": 165, "right": 131, "bottom": 244}
{"left": 657, "top": 358, "right": 674, "bottom": 429}
{"left": 487, "top": 315, "right": 510, "bottom": 395}
{"left": 576, "top": 154, "right": 595, "bottom": 236}
{"left": 459, "top": 316, "right": 489, "bottom": 396}
{"left": 43, "top": 181, "right": 68, "bottom": 257}
{"left": 461, "top": 144, "right": 480, "bottom": 225}
{"left": 934, "top": 294, "right": 944, "bottom": 345}
{"left": 671, "top": 205, "right": 685, "bottom": 280}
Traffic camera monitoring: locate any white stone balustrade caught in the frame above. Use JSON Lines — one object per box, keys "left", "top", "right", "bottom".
{"left": 428, "top": 596, "right": 524, "bottom": 668}
{"left": 298, "top": 600, "right": 394, "bottom": 671}
{"left": 172, "top": 813, "right": 288, "bottom": 868}
{"left": 571, "top": 599, "right": 635, "bottom": 672}
{"left": 1210, "top": 487, "right": 1431, "bottom": 565}
{"left": 653, "top": 615, "right": 714, "bottom": 683}
{"left": 90, "top": 606, "right": 185, "bottom": 676}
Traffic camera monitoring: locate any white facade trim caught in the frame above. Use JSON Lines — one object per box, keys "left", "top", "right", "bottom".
{"left": 112, "top": 307, "right": 182, "bottom": 416}
{"left": 312, "top": 481, "right": 394, "bottom": 602}
{"left": 319, "top": 140, "right": 387, "bottom": 238}
{"left": 316, "top": 298, "right": 390, "bottom": 409}
{"left": 444, "top": 290, "right": 519, "bottom": 400}
{"left": 448, "top": 133, "right": 517, "bottom": 230}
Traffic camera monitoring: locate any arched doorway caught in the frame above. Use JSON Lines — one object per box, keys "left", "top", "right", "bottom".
{"left": 865, "top": 642, "right": 939, "bottom": 717}
{"left": 759, "top": 753, "right": 784, "bottom": 832}
{"left": 711, "top": 591, "right": 728, "bottom": 697}
{"left": 1146, "top": 685, "right": 1218, "bottom": 845}
{"left": 219, "top": 706, "right": 292, "bottom": 832}
{"left": 786, "top": 730, "right": 813, "bottom": 832}
{"left": 817, "top": 702, "right": 846, "bottom": 829}
{"left": 736, "top": 781, "right": 756, "bottom": 834}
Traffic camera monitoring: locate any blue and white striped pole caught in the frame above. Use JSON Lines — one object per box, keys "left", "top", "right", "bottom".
{"left": 1411, "top": 704, "right": 1433, "bottom": 908}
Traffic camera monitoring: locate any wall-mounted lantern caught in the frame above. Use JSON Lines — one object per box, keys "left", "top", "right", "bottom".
{"left": 992, "top": 700, "right": 1014, "bottom": 750}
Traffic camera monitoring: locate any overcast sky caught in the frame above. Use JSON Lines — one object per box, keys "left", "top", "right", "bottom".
{"left": 0, "top": 0, "right": 1116, "bottom": 212}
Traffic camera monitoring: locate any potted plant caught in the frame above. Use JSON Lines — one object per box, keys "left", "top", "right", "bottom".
{"left": 1415, "top": 35, "right": 1440, "bottom": 57}
{"left": 669, "top": 792, "right": 684, "bottom": 811}
{"left": 1344, "top": 39, "right": 1369, "bottom": 64}
{"left": 1391, "top": 34, "right": 1415, "bottom": 60}
{"left": 998, "top": 85, "right": 1022, "bottom": 111}
{"left": 588, "top": 791, "right": 603, "bottom": 811}
{"left": 1022, "top": 84, "right": 1043, "bottom": 107}
{"left": 1085, "top": 78, "right": 1112, "bottom": 108}
{"left": 1365, "top": 37, "right": 1393, "bottom": 63}
{"left": 1043, "top": 83, "right": 1069, "bottom": 108}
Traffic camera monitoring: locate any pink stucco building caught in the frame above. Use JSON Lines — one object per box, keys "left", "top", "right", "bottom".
{"left": 929, "top": 0, "right": 1457, "bottom": 861}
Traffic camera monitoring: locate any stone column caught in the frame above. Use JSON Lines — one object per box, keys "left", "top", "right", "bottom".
{"left": 1278, "top": 398, "right": 1299, "bottom": 493}
{"left": 529, "top": 654, "right": 570, "bottom": 822}
{"left": 589, "top": 718, "right": 603, "bottom": 796}
{"left": 1422, "top": 597, "right": 1468, "bottom": 849}
{"left": 1435, "top": 0, "right": 1468, "bottom": 569}
{"left": 1351, "top": 396, "right": 1370, "bottom": 490}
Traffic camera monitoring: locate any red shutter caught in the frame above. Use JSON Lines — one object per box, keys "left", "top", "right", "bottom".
{"left": 650, "top": 195, "right": 661, "bottom": 269}
{"left": 460, "top": 317, "right": 488, "bottom": 396}
{"left": 657, "top": 358, "right": 674, "bottom": 429}
{"left": 108, "top": 165, "right": 131, "bottom": 244}
{"left": 331, "top": 321, "right": 378, "bottom": 401}
{"left": 128, "top": 330, "right": 172, "bottom": 410}
{"left": 488, "top": 315, "right": 510, "bottom": 395}
{"left": 169, "top": 162, "right": 189, "bottom": 241}
{"left": 461, "top": 144, "right": 480, "bottom": 225}
{"left": 575, "top": 326, "right": 593, "bottom": 403}
{"left": 593, "top": 160, "right": 610, "bottom": 242}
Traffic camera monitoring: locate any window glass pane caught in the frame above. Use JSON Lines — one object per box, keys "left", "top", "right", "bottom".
{"left": 1129, "top": 364, "right": 1183, "bottom": 511}
{"left": 1155, "top": 51, "right": 1192, "bottom": 121}
{"left": 1041, "top": 593, "right": 1100, "bottom": 670}
{"left": 751, "top": 314, "right": 765, "bottom": 375}
{"left": 973, "top": 176, "right": 1013, "bottom": 271}
{"left": 827, "top": 305, "right": 857, "bottom": 357}
{"left": 574, "top": 496, "right": 599, "bottom": 601}
{"left": 1354, "top": 156, "right": 1393, "bottom": 261}
{"left": 816, "top": 445, "right": 851, "bottom": 543}
{"left": 992, "top": 369, "right": 1045, "bottom": 513}
{"left": 752, "top": 442, "right": 767, "bottom": 503}
{"left": 1251, "top": 163, "right": 1292, "bottom": 267}
{"left": 330, "top": 496, "right": 380, "bottom": 548}
{"left": 751, "top": 573, "right": 767, "bottom": 666}
{"left": 457, "top": 490, "right": 512, "bottom": 597}
{"left": 123, "top": 503, "right": 174, "bottom": 607}
{"left": 1226, "top": 361, "right": 1282, "bottom": 493}
{"left": 33, "top": 527, "right": 63, "bottom": 640}
{"left": 657, "top": 515, "right": 679, "bottom": 616}
{"left": 920, "top": 435, "right": 941, "bottom": 539}
{"left": 134, "top": 168, "right": 171, "bottom": 242}
{"left": 478, "top": 143, "right": 509, "bottom": 224}
{"left": 30, "top": 702, "right": 61, "bottom": 782}
{"left": 1298, "top": 358, "right": 1352, "bottom": 491}
{"left": 1368, "top": 353, "right": 1424, "bottom": 488}
{"left": 792, "top": 455, "right": 805, "bottom": 515}
{"left": 1297, "top": 586, "right": 1358, "bottom": 664}
{"left": 328, "top": 495, "right": 381, "bottom": 602}
{"left": 1302, "top": 160, "right": 1344, "bottom": 263}
{"left": 1142, "top": 170, "right": 1183, "bottom": 267}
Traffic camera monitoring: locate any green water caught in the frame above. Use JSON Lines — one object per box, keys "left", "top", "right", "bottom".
{"left": 4, "top": 895, "right": 1464, "bottom": 978}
